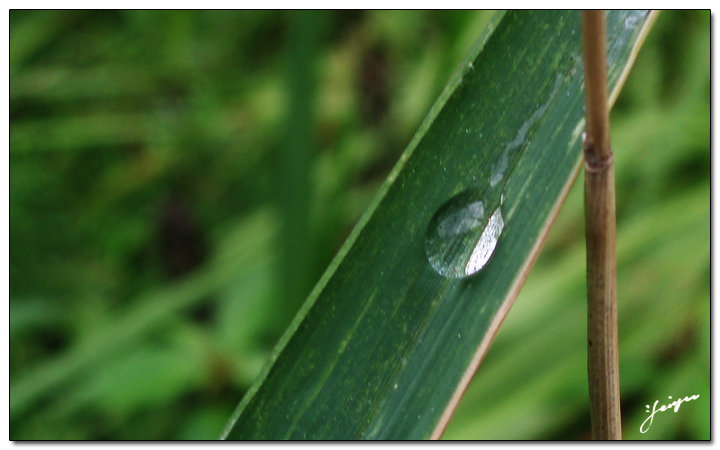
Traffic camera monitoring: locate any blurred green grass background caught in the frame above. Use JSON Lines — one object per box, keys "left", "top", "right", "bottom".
{"left": 9, "top": 10, "right": 709, "bottom": 440}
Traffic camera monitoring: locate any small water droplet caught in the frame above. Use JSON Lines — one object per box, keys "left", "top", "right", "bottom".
{"left": 393, "top": 383, "right": 398, "bottom": 390}
{"left": 623, "top": 11, "right": 644, "bottom": 29}
{"left": 468, "top": 61, "right": 474, "bottom": 70}
{"left": 425, "top": 188, "right": 505, "bottom": 278}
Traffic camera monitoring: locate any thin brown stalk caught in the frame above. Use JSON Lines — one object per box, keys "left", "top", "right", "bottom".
{"left": 581, "top": 10, "right": 621, "bottom": 440}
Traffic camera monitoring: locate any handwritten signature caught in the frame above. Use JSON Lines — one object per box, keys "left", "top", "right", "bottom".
{"left": 640, "top": 394, "right": 700, "bottom": 434}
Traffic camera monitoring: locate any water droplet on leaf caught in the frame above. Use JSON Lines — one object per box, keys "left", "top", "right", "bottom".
{"left": 425, "top": 188, "right": 504, "bottom": 278}
{"left": 623, "top": 10, "right": 646, "bottom": 29}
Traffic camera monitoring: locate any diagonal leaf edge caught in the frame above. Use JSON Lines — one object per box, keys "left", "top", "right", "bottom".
{"left": 220, "top": 11, "right": 509, "bottom": 438}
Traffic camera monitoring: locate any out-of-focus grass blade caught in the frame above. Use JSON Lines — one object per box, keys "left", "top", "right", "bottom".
{"left": 273, "top": 11, "right": 325, "bottom": 329}
{"left": 221, "top": 11, "right": 655, "bottom": 440}
{"left": 10, "top": 65, "right": 158, "bottom": 102}
{"left": 10, "top": 210, "right": 276, "bottom": 418}
{"left": 10, "top": 11, "right": 86, "bottom": 72}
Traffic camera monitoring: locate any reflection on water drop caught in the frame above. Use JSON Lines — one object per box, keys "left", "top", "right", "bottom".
{"left": 436, "top": 200, "right": 483, "bottom": 238}
{"left": 425, "top": 188, "right": 505, "bottom": 278}
{"left": 464, "top": 207, "right": 504, "bottom": 276}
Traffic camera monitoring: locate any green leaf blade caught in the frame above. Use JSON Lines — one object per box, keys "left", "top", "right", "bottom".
{"left": 223, "top": 10, "right": 654, "bottom": 440}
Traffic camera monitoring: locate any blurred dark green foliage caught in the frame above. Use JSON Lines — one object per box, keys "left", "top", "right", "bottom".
{"left": 9, "top": 10, "right": 708, "bottom": 440}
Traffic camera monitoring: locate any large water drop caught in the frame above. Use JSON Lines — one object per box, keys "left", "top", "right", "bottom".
{"left": 425, "top": 188, "right": 504, "bottom": 278}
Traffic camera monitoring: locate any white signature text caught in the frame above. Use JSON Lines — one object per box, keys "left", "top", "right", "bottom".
{"left": 640, "top": 394, "right": 700, "bottom": 434}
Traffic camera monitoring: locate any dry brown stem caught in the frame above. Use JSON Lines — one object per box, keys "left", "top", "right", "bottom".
{"left": 581, "top": 10, "right": 622, "bottom": 440}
